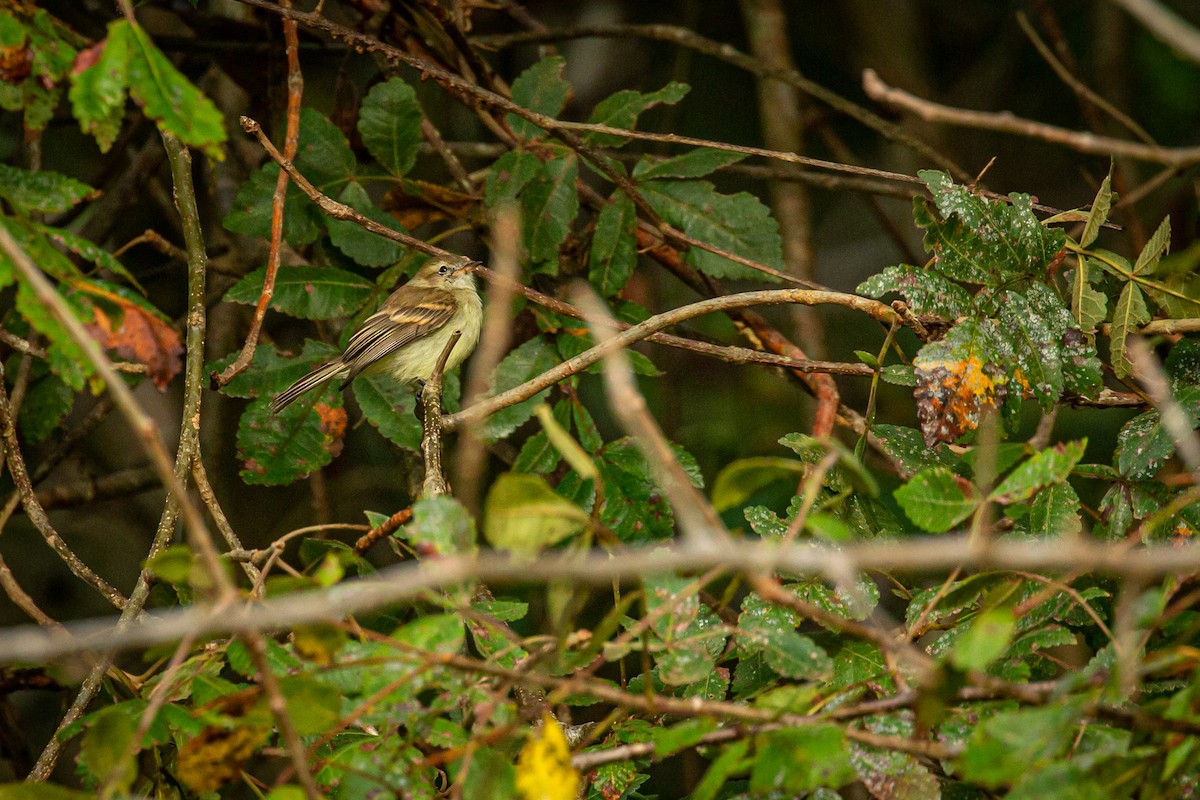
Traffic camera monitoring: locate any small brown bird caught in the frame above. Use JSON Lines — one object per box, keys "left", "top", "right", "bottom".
{"left": 270, "top": 255, "right": 483, "bottom": 413}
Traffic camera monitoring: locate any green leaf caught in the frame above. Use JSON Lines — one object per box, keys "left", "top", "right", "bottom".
{"left": 1028, "top": 481, "right": 1083, "bottom": 537}
{"left": 649, "top": 718, "right": 718, "bottom": 759}
{"left": 633, "top": 147, "right": 747, "bottom": 180}
{"left": 237, "top": 394, "right": 345, "bottom": 485}
{"left": 644, "top": 573, "right": 726, "bottom": 685}
{"left": 1071, "top": 260, "right": 1108, "bottom": 333}
{"left": 16, "top": 280, "right": 90, "bottom": 391}
{"left": 398, "top": 495, "right": 475, "bottom": 557}
{"left": 917, "top": 170, "right": 1065, "bottom": 286}
{"left": 279, "top": 675, "right": 341, "bottom": 735}
{"left": 881, "top": 364, "right": 917, "bottom": 387}
{"left": 894, "top": 467, "right": 977, "bottom": 532}
{"left": 1023, "top": 281, "right": 1103, "bottom": 399}
{"left": 1080, "top": 167, "right": 1113, "bottom": 248}
{"left": 691, "top": 739, "right": 752, "bottom": 800}
{"left": 294, "top": 107, "right": 356, "bottom": 186}
{"left": 521, "top": 154, "right": 579, "bottom": 266}
{"left": 1110, "top": 281, "right": 1150, "bottom": 379}
{"left": 990, "top": 440, "right": 1085, "bottom": 504}
{"left": 35, "top": 224, "right": 143, "bottom": 290}
{"left": 750, "top": 726, "right": 856, "bottom": 792}
{"left": 69, "top": 20, "right": 131, "bottom": 153}
{"left": 1000, "top": 289, "right": 1063, "bottom": 410}
{"left": 507, "top": 55, "right": 570, "bottom": 139}
{"left": 956, "top": 702, "right": 1084, "bottom": 787}
{"left": 18, "top": 371, "right": 73, "bottom": 445}
{"left": 484, "top": 473, "right": 588, "bottom": 554}
{"left": 485, "top": 149, "right": 542, "bottom": 207}
{"left": 712, "top": 456, "right": 805, "bottom": 512}
{"left": 584, "top": 82, "right": 689, "bottom": 146}
{"left": 79, "top": 702, "right": 141, "bottom": 792}
{"left": 223, "top": 163, "right": 322, "bottom": 246}
{"left": 856, "top": 264, "right": 974, "bottom": 319}
{"left": 641, "top": 179, "right": 783, "bottom": 281}
{"left": 1113, "top": 385, "right": 1200, "bottom": 479}
{"left": 358, "top": 76, "right": 423, "bottom": 176}
{"left": 325, "top": 182, "right": 410, "bottom": 267}
{"left": 353, "top": 372, "right": 422, "bottom": 450}
{"left": 393, "top": 612, "right": 464, "bottom": 654}
{"left": 126, "top": 23, "right": 226, "bottom": 160}
{"left": 738, "top": 594, "right": 831, "bottom": 679}
{"left": 225, "top": 265, "right": 374, "bottom": 319}
{"left": 1134, "top": 216, "right": 1171, "bottom": 275}
{"left": 849, "top": 739, "right": 941, "bottom": 800}
{"left": 588, "top": 192, "right": 637, "bottom": 296}
{"left": 481, "top": 336, "right": 560, "bottom": 440}
{"left": 951, "top": 607, "right": 1017, "bottom": 671}
{"left": 867, "top": 425, "right": 961, "bottom": 478}
{"left": 0, "top": 163, "right": 93, "bottom": 214}
{"left": 459, "top": 747, "right": 519, "bottom": 800}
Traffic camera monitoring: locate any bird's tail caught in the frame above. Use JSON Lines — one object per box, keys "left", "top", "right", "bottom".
{"left": 270, "top": 360, "right": 348, "bottom": 414}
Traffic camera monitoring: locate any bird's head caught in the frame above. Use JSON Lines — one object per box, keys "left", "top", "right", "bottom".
{"left": 410, "top": 256, "right": 480, "bottom": 290}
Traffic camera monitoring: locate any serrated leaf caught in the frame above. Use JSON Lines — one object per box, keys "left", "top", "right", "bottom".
{"left": 225, "top": 265, "right": 373, "bottom": 319}
{"left": 1114, "top": 385, "right": 1200, "bottom": 479}
{"left": 1134, "top": 216, "right": 1171, "bottom": 275}
{"left": 641, "top": 179, "right": 783, "bottom": 281}
{"left": 856, "top": 264, "right": 973, "bottom": 318}
{"left": 481, "top": 336, "right": 560, "bottom": 441}
{"left": 633, "top": 147, "right": 747, "bottom": 180}
{"left": 237, "top": 394, "right": 346, "bottom": 485}
{"left": 894, "top": 467, "right": 977, "bottom": 532}
{"left": 223, "top": 163, "right": 322, "bottom": 246}
{"left": 0, "top": 163, "right": 93, "bottom": 214}
{"left": 508, "top": 55, "right": 571, "bottom": 140}
{"left": 485, "top": 149, "right": 542, "bottom": 207}
{"left": 325, "top": 181, "right": 410, "bottom": 267}
{"left": 951, "top": 607, "right": 1016, "bottom": 671}
{"left": 358, "top": 76, "right": 423, "bottom": 177}
{"left": 522, "top": 154, "right": 579, "bottom": 266}
{"left": 484, "top": 472, "right": 588, "bottom": 554}
{"left": 1071, "top": 260, "right": 1107, "bottom": 332}
{"left": 1029, "top": 481, "right": 1082, "bottom": 537}
{"left": 1080, "top": 167, "right": 1113, "bottom": 248}
{"left": 584, "top": 81, "right": 689, "bottom": 146}
{"left": 588, "top": 192, "right": 636, "bottom": 296}
{"left": 126, "top": 23, "right": 225, "bottom": 160}
{"left": 1000, "top": 289, "right": 1063, "bottom": 410}
{"left": 36, "top": 224, "right": 143, "bottom": 290}
{"left": 990, "top": 440, "right": 1085, "bottom": 504}
{"left": 881, "top": 364, "right": 917, "bottom": 387}
{"left": 871, "top": 424, "right": 961, "bottom": 478}
{"left": 353, "top": 371, "right": 422, "bottom": 450}
{"left": 399, "top": 496, "right": 475, "bottom": 557}
{"left": 750, "top": 726, "right": 855, "bottom": 793}
{"left": 69, "top": 20, "right": 131, "bottom": 153}
{"left": 1110, "top": 281, "right": 1150, "bottom": 379}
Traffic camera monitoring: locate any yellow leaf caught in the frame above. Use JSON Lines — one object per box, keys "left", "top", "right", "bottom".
{"left": 516, "top": 714, "right": 580, "bottom": 800}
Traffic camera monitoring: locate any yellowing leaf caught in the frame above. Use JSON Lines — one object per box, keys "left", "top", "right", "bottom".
{"left": 516, "top": 715, "right": 580, "bottom": 800}
{"left": 76, "top": 280, "right": 183, "bottom": 390}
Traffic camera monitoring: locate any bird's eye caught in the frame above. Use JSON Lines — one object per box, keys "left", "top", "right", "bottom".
{"left": 438, "top": 265, "right": 449, "bottom": 274}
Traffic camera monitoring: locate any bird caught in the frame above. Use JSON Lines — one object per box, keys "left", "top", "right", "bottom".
{"left": 269, "top": 255, "right": 483, "bottom": 413}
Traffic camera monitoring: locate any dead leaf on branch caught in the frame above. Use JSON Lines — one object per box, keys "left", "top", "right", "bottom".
{"left": 75, "top": 281, "right": 183, "bottom": 390}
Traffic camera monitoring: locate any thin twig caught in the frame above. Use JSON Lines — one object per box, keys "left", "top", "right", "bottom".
{"left": 421, "top": 333, "right": 463, "bottom": 498}
{"left": 1108, "top": 0, "right": 1200, "bottom": 66}
{"left": 580, "top": 289, "right": 729, "bottom": 551}
{"left": 214, "top": 12, "right": 304, "bottom": 386}
{"left": 445, "top": 288, "right": 899, "bottom": 431}
{"left": 863, "top": 68, "right": 1200, "bottom": 166}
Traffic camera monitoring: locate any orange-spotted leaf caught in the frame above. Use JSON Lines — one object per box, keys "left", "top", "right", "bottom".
{"left": 913, "top": 319, "right": 1013, "bottom": 447}
{"left": 75, "top": 280, "right": 182, "bottom": 390}
{"left": 516, "top": 714, "right": 580, "bottom": 800}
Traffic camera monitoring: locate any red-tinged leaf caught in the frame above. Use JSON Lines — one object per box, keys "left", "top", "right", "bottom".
{"left": 75, "top": 281, "right": 182, "bottom": 390}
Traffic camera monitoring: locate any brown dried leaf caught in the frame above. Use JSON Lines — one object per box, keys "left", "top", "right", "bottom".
{"left": 77, "top": 282, "right": 183, "bottom": 390}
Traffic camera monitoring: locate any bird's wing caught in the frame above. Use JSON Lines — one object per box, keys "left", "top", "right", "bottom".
{"left": 339, "top": 286, "right": 457, "bottom": 384}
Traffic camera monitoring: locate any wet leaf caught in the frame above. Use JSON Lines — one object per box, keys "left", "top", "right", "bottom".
{"left": 990, "top": 440, "right": 1086, "bottom": 504}
{"left": 856, "top": 264, "right": 973, "bottom": 319}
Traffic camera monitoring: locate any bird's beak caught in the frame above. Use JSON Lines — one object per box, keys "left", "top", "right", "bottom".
{"left": 454, "top": 259, "right": 482, "bottom": 275}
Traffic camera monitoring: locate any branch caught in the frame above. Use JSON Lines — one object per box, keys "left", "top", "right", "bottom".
{"left": 213, "top": 10, "right": 305, "bottom": 386}
{"left": 8, "top": 537, "right": 1200, "bottom": 664}
{"left": 421, "top": 332, "right": 463, "bottom": 498}
{"left": 863, "top": 68, "right": 1200, "bottom": 166}
{"left": 444, "top": 288, "right": 898, "bottom": 431}
{"left": 1108, "top": 0, "right": 1200, "bottom": 66}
